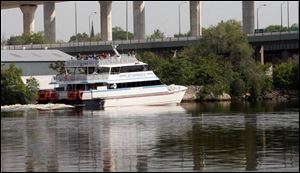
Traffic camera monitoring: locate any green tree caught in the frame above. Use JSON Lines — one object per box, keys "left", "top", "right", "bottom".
{"left": 7, "top": 32, "right": 47, "bottom": 45}
{"left": 69, "top": 32, "right": 90, "bottom": 42}
{"left": 1, "top": 65, "right": 41, "bottom": 105}
{"left": 25, "top": 77, "right": 40, "bottom": 103}
{"left": 273, "top": 61, "right": 298, "bottom": 90}
{"left": 112, "top": 26, "right": 134, "bottom": 40}
{"left": 91, "top": 33, "right": 101, "bottom": 41}
{"left": 49, "top": 61, "right": 65, "bottom": 74}
{"left": 149, "top": 29, "right": 165, "bottom": 39}
{"left": 7, "top": 35, "right": 25, "bottom": 45}
{"left": 180, "top": 19, "right": 270, "bottom": 99}
{"left": 157, "top": 58, "right": 194, "bottom": 85}
{"left": 69, "top": 32, "right": 101, "bottom": 42}
{"left": 290, "top": 23, "right": 299, "bottom": 31}
{"left": 1, "top": 64, "right": 27, "bottom": 105}
{"left": 264, "top": 25, "right": 288, "bottom": 32}
{"left": 174, "top": 31, "right": 191, "bottom": 38}
{"left": 137, "top": 52, "right": 166, "bottom": 72}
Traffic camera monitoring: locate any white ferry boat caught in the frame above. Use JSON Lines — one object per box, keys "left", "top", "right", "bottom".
{"left": 38, "top": 46, "right": 187, "bottom": 108}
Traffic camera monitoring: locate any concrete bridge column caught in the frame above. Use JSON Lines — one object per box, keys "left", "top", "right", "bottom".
{"left": 242, "top": 1, "right": 255, "bottom": 34}
{"left": 20, "top": 4, "right": 37, "bottom": 34}
{"left": 44, "top": 2, "right": 56, "bottom": 43}
{"left": 133, "top": 1, "right": 145, "bottom": 40}
{"left": 99, "top": 1, "right": 112, "bottom": 41}
{"left": 190, "top": 1, "right": 202, "bottom": 37}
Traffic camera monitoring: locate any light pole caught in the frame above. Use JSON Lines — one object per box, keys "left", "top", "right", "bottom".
{"left": 281, "top": 1, "right": 286, "bottom": 32}
{"left": 89, "top": 12, "right": 97, "bottom": 37}
{"left": 75, "top": 2, "right": 78, "bottom": 42}
{"left": 256, "top": 4, "right": 267, "bottom": 31}
{"left": 126, "top": 1, "right": 128, "bottom": 40}
{"left": 178, "top": 2, "right": 187, "bottom": 36}
{"left": 287, "top": 1, "right": 289, "bottom": 31}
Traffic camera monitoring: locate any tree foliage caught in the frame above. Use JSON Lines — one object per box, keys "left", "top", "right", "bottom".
{"left": 264, "top": 23, "right": 298, "bottom": 32}
{"left": 148, "top": 29, "right": 165, "bottom": 39}
{"left": 273, "top": 61, "right": 299, "bottom": 90}
{"left": 1, "top": 64, "right": 39, "bottom": 105}
{"left": 25, "top": 77, "right": 40, "bottom": 103}
{"left": 140, "top": 20, "right": 274, "bottom": 100}
{"left": 174, "top": 31, "right": 191, "bottom": 38}
{"left": 69, "top": 32, "right": 90, "bottom": 42}
{"left": 112, "top": 26, "right": 134, "bottom": 40}
{"left": 49, "top": 61, "right": 65, "bottom": 74}
{"left": 7, "top": 32, "right": 47, "bottom": 45}
{"left": 264, "top": 25, "right": 288, "bottom": 32}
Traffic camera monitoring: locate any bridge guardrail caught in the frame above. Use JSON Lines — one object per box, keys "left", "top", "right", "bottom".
{"left": 3, "top": 36, "right": 201, "bottom": 50}
{"left": 2, "top": 31, "right": 298, "bottom": 51}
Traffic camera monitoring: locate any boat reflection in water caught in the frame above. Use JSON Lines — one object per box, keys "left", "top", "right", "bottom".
{"left": 1, "top": 101, "right": 298, "bottom": 172}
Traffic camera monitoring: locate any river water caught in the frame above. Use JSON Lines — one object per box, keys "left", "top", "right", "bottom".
{"left": 1, "top": 101, "right": 299, "bottom": 172}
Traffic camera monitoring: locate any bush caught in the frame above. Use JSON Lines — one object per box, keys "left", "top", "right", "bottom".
{"left": 25, "top": 77, "right": 40, "bottom": 103}
{"left": 273, "top": 61, "right": 298, "bottom": 90}
{"left": 230, "top": 77, "right": 246, "bottom": 97}
{"left": 1, "top": 64, "right": 39, "bottom": 105}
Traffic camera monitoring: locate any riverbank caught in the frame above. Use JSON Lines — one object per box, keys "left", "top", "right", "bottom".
{"left": 182, "top": 85, "right": 299, "bottom": 102}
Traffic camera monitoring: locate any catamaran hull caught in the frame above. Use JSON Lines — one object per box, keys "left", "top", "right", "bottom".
{"left": 103, "top": 89, "right": 186, "bottom": 107}
{"left": 53, "top": 85, "right": 187, "bottom": 108}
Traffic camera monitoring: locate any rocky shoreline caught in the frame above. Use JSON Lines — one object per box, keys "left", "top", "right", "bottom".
{"left": 182, "top": 85, "right": 299, "bottom": 102}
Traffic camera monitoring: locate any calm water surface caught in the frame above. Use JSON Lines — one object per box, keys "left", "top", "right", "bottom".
{"left": 1, "top": 101, "right": 299, "bottom": 172}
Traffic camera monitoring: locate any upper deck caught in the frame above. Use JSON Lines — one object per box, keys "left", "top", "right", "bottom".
{"left": 65, "top": 54, "right": 146, "bottom": 68}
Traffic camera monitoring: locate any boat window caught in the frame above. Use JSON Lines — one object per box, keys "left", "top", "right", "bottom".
{"left": 96, "top": 83, "right": 106, "bottom": 87}
{"left": 55, "top": 87, "right": 64, "bottom": 91}
{"left": 111, "top": 67, "right": 121, "bottom": 74}
{"left": 76, "top": 84, "right": 85, "bottom": 90}
{"left": 120, "top": 65, "right": 147, "bottom": 73}
{"left": 97, "top": 67, "right": 110, "bottom": 74}
{"left": 74, "top": 67, "right": 86, "bottom": 75}
{"left": 143, "top": 65, "right": 148, "bottom": 71}
{"left": 88, "top": 67, "right": 96, "bottom": 74}
{"left": 86, "top": 84, "right": 97, "bottom": 90}
{"left": 115, "top": 80, "right": 162, "bottom": 89}
{"left": 67, "top": 84, "right": 75, "bottom": 91}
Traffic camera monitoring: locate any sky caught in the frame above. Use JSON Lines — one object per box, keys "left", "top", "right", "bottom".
{"left": 1, "top": 1, "right": 299, "bottom": 41}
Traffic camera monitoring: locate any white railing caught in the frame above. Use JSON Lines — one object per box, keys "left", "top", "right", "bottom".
{"left": 65, "top": 56, "right": 139, "bottom": 67}
{"left": 54, "top": 74, "right": 109, "bottom": 83}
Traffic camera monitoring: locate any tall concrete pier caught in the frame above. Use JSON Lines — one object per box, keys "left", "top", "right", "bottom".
{"left": 133, "top": 1, "right": 145, "bottom": 40}
{"left": 44, "top": 2, "right": 56, "bottom": 43}
{"left": 20, "top": 4, "right": 37, "bottom": 34}
{"left": 99, "top": 1, "right": 112, "bottom": 41}
{"left": 242, "top": 1, "right": 255, "bottom": 34}
{"left": 190, "top": 1, "right": 202, "bottom": 37}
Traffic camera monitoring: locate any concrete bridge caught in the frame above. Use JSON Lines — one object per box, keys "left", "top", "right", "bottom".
{"left": 1, "top": 1, "right": 257, "bottom": 42}
{"left": 3, "top": 31, "right": 299, "bottom": 63}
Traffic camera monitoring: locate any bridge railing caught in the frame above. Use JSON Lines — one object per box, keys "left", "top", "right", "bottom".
{"left": 3, "top": 36, "right": 201, "bottom": 50}
{"left": 248, "top": 30, "right": 299, "bottom": 37}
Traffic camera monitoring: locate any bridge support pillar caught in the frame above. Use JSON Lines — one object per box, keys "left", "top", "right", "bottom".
{"left": 133, "top": 1, "right": 145, "bottom": 40}
{"left": 242, "top": 1, "right": 255, "bottom": 34}
{"left": 20, "top": 4, "right": 37, "bottom": 35}
{"left": 44, "top": 2, "right": 56, "bottom": 43}
{"left": 99, "top": 1, "right": 112, "bottom": 41}
{"left": 189, "top": 1, "right": 202, "bottom": 37}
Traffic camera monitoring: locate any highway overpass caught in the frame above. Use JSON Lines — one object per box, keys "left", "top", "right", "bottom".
{"left": 2, "top": 31, "right": 299, "bottom": 63}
